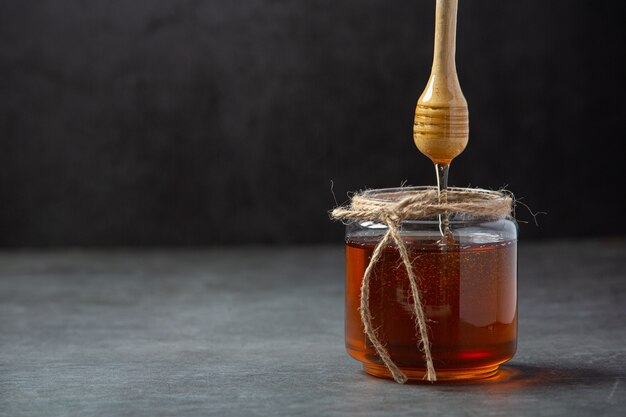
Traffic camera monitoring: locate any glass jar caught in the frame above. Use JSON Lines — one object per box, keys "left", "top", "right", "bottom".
{"left": 344, "top": 187, "right": 518, "bottom": 381}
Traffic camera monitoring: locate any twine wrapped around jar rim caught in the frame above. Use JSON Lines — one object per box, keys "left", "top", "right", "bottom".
{"left": 333, "top": 186, "right": 513, "bottom": 224}
{"left": 331, "top": 186, "right": 513, "bottom": 383}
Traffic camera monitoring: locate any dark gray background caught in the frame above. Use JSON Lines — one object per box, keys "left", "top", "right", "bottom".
{"left": 1, "top": 0, "right": 625, "bottom": 247}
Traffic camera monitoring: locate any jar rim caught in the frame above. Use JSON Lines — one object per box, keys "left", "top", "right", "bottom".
{"left": 332, "top": 186, "right": 514, "bottom": 224}
{"left": 361, "top": 186, "right": 510, "bottom": 203}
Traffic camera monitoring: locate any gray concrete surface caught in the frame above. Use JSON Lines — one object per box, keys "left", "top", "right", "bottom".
{"left": 0, "top": 240, "right": 625, "bottom": 416}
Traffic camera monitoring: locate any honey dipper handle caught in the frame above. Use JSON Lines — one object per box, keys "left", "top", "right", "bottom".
{"left": 433, "top": 0, "right": 459, "bottom": 75}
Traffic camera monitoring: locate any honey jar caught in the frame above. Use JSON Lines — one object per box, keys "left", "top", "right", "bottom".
{"left": 342, "top": 187, "right": 517, "bottom": 381}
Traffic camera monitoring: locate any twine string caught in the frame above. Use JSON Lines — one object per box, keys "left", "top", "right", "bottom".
{"left": 358, "top": 227, "right": 408, "bottom": 383}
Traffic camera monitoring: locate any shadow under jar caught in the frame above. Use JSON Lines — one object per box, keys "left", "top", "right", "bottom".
{"left": 344, "top": 188, "right": 518, "bottom": 381}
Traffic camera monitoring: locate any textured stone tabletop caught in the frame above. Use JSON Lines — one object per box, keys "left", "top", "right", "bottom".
{"left": 1, "top": 240, "right": 625, "bottom": 416}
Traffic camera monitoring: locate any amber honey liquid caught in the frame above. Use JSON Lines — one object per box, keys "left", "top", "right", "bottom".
{"left": 345, "top": 236, "right": 517, "bottom": 380}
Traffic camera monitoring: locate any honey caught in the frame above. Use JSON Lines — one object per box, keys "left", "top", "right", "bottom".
{"left": 345, "top": 234, "right": 517, "bottom": 381}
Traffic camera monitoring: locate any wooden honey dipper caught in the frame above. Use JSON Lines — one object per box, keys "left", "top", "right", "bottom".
{"left": 414, "top": 0, "right": 468, "bottom": 200}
